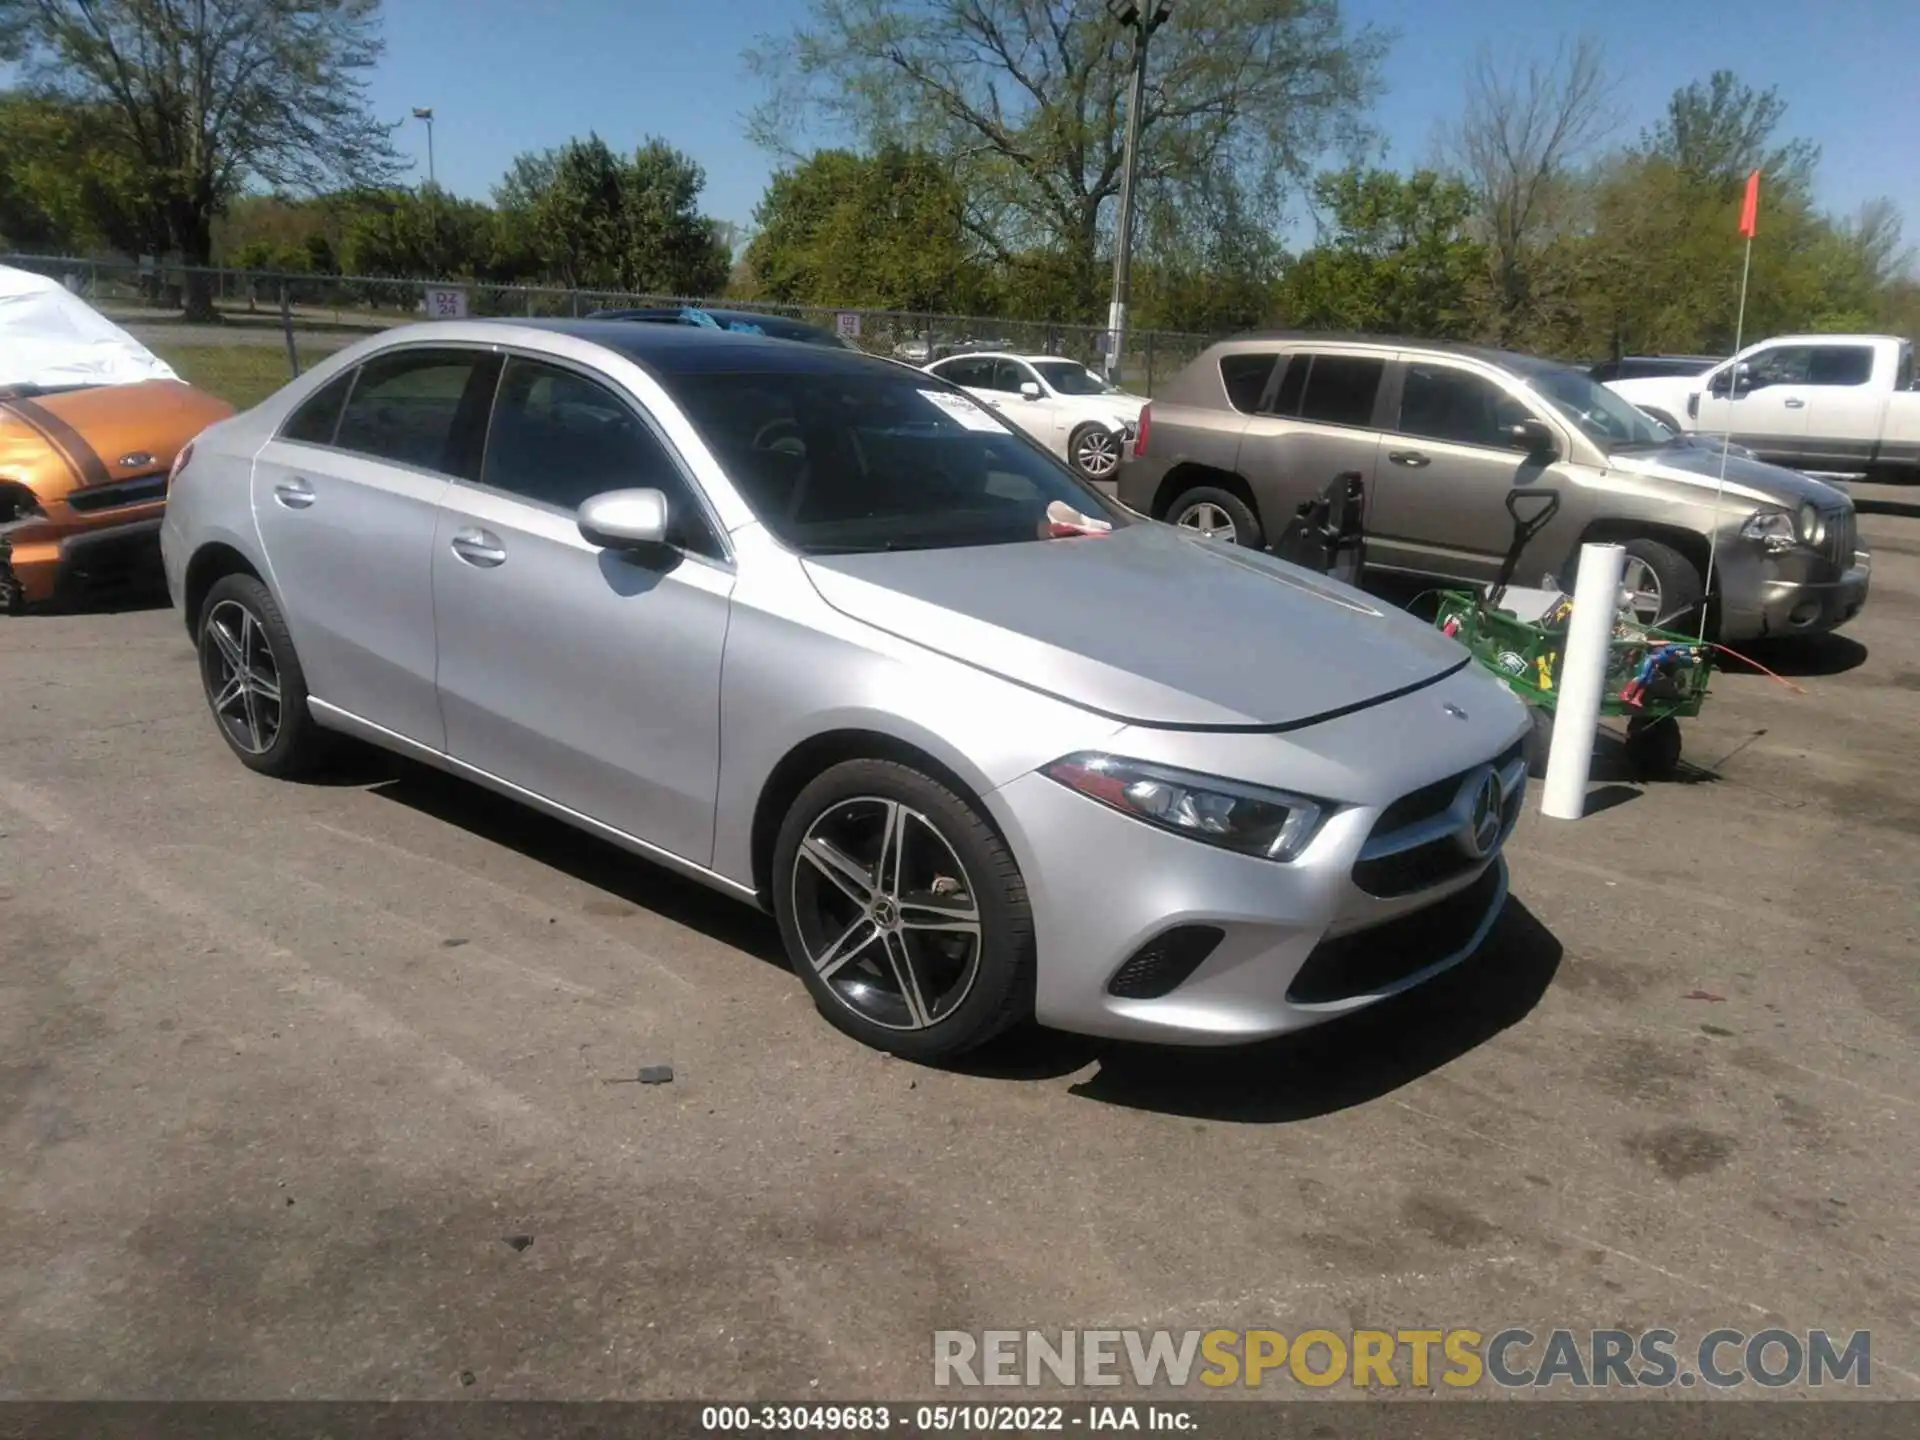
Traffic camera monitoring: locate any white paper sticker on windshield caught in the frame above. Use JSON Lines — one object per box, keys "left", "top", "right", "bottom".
{"left": 918, "top": 388, "right": 1006, "bottom": 432}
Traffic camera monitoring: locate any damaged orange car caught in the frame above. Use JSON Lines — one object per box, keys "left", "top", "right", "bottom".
{"left": 1, "top": 265, "right": 233, "bottom": 611}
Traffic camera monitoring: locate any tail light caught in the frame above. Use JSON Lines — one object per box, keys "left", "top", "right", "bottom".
{"left": 1133, "top": 403, "right": 1151, "bottom": 458}
{"left": 167, "top": 440, "right": 195, "bottom": 491}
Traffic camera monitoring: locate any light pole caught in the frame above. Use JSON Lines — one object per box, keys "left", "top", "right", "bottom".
{"left": 412, "top": 107, "right": 436, "bottom": 188}
{"left": 1103, "top": 0, "right": 1171, "bottom": 384}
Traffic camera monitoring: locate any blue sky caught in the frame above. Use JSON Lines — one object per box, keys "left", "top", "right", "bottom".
{"left": 369, "top": 0, "right": 1917, "bottom": 245}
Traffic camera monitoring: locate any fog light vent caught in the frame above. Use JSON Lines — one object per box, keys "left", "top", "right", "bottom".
{"left": 1106, "top": 925, "right": 1224, "bottom": 999}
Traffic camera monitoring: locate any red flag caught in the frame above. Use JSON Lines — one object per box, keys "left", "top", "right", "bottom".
{"left": 1739, "top": 169, "right": 1761, "bottom": 238}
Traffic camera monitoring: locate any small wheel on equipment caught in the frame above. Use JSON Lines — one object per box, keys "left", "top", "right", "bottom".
{"left": 1624, "top": 714, "right": 1683, "bottom": 780}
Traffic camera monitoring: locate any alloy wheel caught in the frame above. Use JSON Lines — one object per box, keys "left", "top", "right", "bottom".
{"left": 790, "top": 796, "right": 982, "bottom": 1032}
{"left": 201, "top": 598, "right": 283, "bottom": 755}
{"left": 1175, "top": 501, "right": 1237, "bottom": 543}
{"left": 1621, "top": 556, "right": 1664, "bottom": 626}
{"left": 1074, "top": 428, "right": 1120, "bottom": 479}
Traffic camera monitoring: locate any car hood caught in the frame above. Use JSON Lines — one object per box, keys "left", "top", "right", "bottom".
{"left": 1608, "top": 443, "right": 1852, "bottom": 510}
{"left": 0, "top": 380, "right": 234, "bottom": 499}
{"left": 802, "top": 523, "right": 1471, "bottom": 729}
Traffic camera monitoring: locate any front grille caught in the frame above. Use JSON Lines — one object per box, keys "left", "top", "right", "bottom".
{"left": 1352, "top": 740, "right": 1523, "bottom": 899}
{"left": 1106, "top": 925, "right": 1223, "bottom": 1000}
{"left": 67, "top": 473, "right": 167, "bottom": 513}
{"left": 1288, "top": 862, "right": 1506, "bottom": 1005}
{"left": 1818, "top": 507, "right": 1857, "bottom": 569}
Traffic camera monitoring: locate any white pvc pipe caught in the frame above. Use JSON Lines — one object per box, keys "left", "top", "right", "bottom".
{"left": 1540, "top": 542, "right": 1627, "bottom": 820}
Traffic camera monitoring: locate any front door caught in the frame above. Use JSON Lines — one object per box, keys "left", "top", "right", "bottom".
{"left": 1696, "top": 343, "right": 1815, "bottom": 461}
{"left": 250, "top": 346, "right": 495, "bottom": 748}
{"left": 1368, "top": 357, "right": 1557, "bottom": 583}
{"left": 431, "top": 354, "right": 735, "bottom": 865}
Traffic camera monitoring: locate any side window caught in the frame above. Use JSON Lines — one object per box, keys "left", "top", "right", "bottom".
{"left": 1397, "top": 364, "right": 1530, "bottom": 449}
{"left": 1271, "top": 354, "right": 1309, "bottom": 416}
{"left": 332, "top": 348, "right": 483, "bottom": 473}
{"left": 1218, "top": 353, "right": 1278, "bottom": 413}
{"left": 279, "top": 369, "right": 355, "bottom": 446}
{"left": 989, "top": 359, "right": 1030, "bottom": 393}
{"left": 1806, "top": 346, "right": 1874, "bottom": 387}
{"left": 1899, "top": 344, "right": 1916, "bottom": 392}
{"left": 938, "top": 357, "right": 987, "bottom": 388}
{"left": 1743, "top": 346, "right": 1812, "bottom": 389}
{"left": 481, "top": 357, "right": 722, "bottom": 560}
{"left": 1296, "top": 355, "right": 1386, "bottom": 428}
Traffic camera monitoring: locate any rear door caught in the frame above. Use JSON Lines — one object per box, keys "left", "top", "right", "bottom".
{"left": 251, "top": 345, "right": 496, "bottom": 748}
{"left": 1233, "top": 349, "right": 1387, "bottom": 540}
{"left": 1794, "top": 342, "right": 1886, "bottom": 469}
{"left": 1368, "top": 356, "right": 1555, "bottom": 582}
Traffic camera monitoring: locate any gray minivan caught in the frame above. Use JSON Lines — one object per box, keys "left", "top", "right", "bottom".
{"left": 1115, "top": 333, "right": 1870, "bottom": 642}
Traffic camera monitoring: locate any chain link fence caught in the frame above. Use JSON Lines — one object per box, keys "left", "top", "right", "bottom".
{"left": 3, "top": 254, "right": 1220, "bottom": 398}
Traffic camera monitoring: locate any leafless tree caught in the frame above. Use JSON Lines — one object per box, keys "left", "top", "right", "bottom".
{"left": 1449, "top": 36, "right": 1619, "bottom": 344}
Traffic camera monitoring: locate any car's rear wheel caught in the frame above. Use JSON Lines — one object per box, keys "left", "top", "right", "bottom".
{"left": 1167, "top": 486, "right": 1263, "bottom": 549}
{"left": 771, "top": 759, "right": 1033, "bottom": 1062}
{"left": 196, "top": 573, "right": 329, "bottom": 777}
{"left": 1068, "top": 423, "right": 1122, "bottom": 482}
{"left": 1618, "top": 538, "right": 1706, "bottom": 632}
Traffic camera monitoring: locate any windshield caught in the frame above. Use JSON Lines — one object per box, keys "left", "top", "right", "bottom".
{"left": 1033, "top": 361, "right": 1117, "bottom": 396}
{"left": 1522, "top": 366, "right": 1671, "bottom": 449}
{"left": 661, "top": 368, "right": 1129, "bottom": 554}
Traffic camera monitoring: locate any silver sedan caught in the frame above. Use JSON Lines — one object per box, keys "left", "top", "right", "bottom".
{"left": 162, "top": 320, "right": 1530, "bottom": 1061}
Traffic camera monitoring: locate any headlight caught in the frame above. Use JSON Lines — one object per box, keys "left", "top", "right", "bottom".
{"left": 1042, "top": 753, "right": 1331, "bottom": 862}
{"left": 1739, "top": 509, "right": 1797, "bottom": 553}
{"left": 1797, "top": 502, "right": 1823, "bottom": 546}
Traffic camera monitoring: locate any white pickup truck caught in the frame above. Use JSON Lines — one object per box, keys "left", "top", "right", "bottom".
{"left": 1606, "top": 333, "right": 1919, "bottom": 480}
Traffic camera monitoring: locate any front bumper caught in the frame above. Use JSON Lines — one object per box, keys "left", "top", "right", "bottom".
{"left": 1, "top": 502, "right": 166, "bottom": 610}
{"left": 1719, "top": 550, "right": 1871, "bottom": 641}
{"left": 987, "top": 734, "right": 1525, "bottom": 1046}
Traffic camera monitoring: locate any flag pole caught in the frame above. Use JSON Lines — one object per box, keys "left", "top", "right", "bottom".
{"left": 1698, "top": 170, "right": 1760, "bottom": 643}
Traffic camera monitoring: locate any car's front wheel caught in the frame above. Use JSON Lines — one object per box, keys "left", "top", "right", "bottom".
{"left": 1068, "top": 422, "right": 1122, "bottom": 482}
{"left": 1618, "top": 538, "right": 1706, "bottom": 632}
{"left": 771, "top": 759, "right": 1034, "bottom": 1062}
{"left": 196, "top": 572, "right": 330, "bottom": 777}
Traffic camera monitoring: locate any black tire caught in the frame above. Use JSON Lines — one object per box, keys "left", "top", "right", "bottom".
{"left": 1067, "top": 422, "right": 1123, "bottom": 483}
{"left": 1625, "top": 714, "right": 1683, "bottom": 780}
{"left": 771, "top": 758, "right": 1034, "bottom": 1062}
{"left": 1523, "top": 704, "right": 1555, "bottom": 779}
{"left": 195, "top": 572, "right": 331, "bottom": 778}
{"left": 1612, "top": 537, "right": 1706, "bottom": 633}
{"left": 1165, "top": 485, "right": 1265, "bottom": 549}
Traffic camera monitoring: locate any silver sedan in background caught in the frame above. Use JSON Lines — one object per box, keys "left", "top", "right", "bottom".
{"left": 163, "top": 321, "right": 1530, "bottom": 1061}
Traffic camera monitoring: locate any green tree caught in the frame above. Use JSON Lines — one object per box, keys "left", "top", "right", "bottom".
{"left": 340, "top": 184, "right": 495, "bottom": 281}
{"left": 747, "top": 146, "right": 981, "bottom": 311}
{"left": 621, "top": 139, "right": 731, "bottom": 296}
{"left": 746, "top": 0, "right": 1384, "bottom": 323}
{"left": 0, "top": 91, "right": 161, "bottom": 254}
{"left": 1643, "top": 70, "right": 1818, "bottom": 193}
{"left": 0, "top": 0, "right": 400, "bottom": 317}
{"left": 1275, "top": 166, "right": 1483, "bottom": 336}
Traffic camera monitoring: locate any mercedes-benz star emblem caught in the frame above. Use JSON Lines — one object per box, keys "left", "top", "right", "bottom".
{"left": 1459, "top": 769, "right": 1504, "bottom": 858}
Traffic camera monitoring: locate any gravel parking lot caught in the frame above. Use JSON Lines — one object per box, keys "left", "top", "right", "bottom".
{"left": 3, "top": 493, "right": 1916, "bottom": 1402}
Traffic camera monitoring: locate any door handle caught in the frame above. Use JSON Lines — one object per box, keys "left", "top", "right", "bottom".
{"left": 1388, "top": 450, "right": 1431, "bottom": 467}
{"left": 1784, "top": 398, "right": 1806, "bottom": 409}
{"left": 449, "top": 527, "right": 507, "bottom": 568}
{"left": 273, "top": 477, "right": 315, "bottom": 509}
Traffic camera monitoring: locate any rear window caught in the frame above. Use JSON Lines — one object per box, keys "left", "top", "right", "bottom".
{"left": 332, "top": 348, "right": 483, "bottom": 474}
{"left": 279, "top": 370, "right": 354, "bottom": 446}
{"left": 1807, "top": 346, "right": 1874, "bottom": 387}
{"left": 1296, "top": 355, "right": 1385, "bottom": 427}
{"left": 1898, "top": 344, "right": 1915, "bottom": 392}
{"left": 1218, "top": 353, "right": 1278, "bottom": 413}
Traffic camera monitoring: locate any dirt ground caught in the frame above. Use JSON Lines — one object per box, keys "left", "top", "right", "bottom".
{"left": 2, "top": 490, "right": 1915, "bottom": 1404}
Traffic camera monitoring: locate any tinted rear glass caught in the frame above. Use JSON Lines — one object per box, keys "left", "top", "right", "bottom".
{"left": 1218, "top": 353, "right": 1278, "bottom": 413}
{"left": 280, "top": 370, "right": 354, "bottom": 446}
{"left": 1807, "top": 346, "right": 1874, "bottom": 386}
{"left": 332, "top": 348, "right": 481, "bottom": 473}
{"left": 1296, "top": 355, "right": 1385, "bottom": 427}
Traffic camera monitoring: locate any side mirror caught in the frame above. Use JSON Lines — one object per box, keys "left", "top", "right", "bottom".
{"left": 1019, "top": 380, "right": 1042, "bottom": 400}
{"left": 1712, "top": 362, "right": 1751, "bottom": 398}
{"left": 1507, "top": 418, "right": 1558, "bottom": 458}
{"left": 578, "top": 488, "right": 670, "bottom": 553}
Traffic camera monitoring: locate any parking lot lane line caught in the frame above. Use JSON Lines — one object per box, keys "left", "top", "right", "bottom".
{"left": 0, "top": 775, "right": 552, "bottom": 1148}
{"left": 306, "top": 819, "right": 698, "bottom": 991}
{"left": 155, "top": 840, "right": 606, "bottom": 1001}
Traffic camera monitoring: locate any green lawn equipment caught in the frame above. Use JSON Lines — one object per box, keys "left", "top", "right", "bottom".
{"left": 1430, "top": 487, "right": 1715, "bottom": 780}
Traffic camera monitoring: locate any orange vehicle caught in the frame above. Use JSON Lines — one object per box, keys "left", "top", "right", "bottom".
{"left": 1, "top": 266, "right": 234, "bottom": 610}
